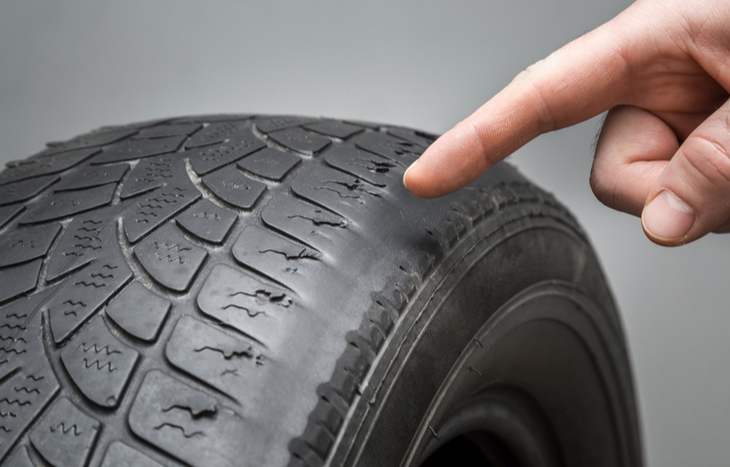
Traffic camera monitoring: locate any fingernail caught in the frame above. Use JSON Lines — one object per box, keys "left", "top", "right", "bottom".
{"left": 403, "top": 159, "right": 418, "bottom": 189}
{"left": 641, "top": 190, "right": 695, "bottom": 242}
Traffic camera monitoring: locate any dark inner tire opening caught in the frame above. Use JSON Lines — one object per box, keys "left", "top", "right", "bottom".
{"left": 420, "top": 431, "right": 521, "bottom": 467}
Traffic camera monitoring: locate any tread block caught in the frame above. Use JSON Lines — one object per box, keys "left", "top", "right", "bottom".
{"left": 0, "top": 175, "right": 58, "bottom": 206}
{"left": 134, "top": 223, "right": 208, "bottom": 292}
{"left": 129, "top": 370, "right": 263, "bottom": 467}
{"left": 185, "top": 121, "right": 249, "bottom": 149}
{"left": 122, "top": 172, "right": 201, "bottom": 243}
{"left": 198, "top": 264, "right": 294, "bottom": 346}
{"left": 42, "top": 127, "right": 139, "bottom": 153}
{"left": 202, "top": 166, "right": 266, "bottom": 210}
{"left": 261, "top": 196, "right": 347, "bottom": 251}
{"left": 325, "top": 145, "right": 400, "bottom": 186}
{"left": 237, "top": 147, "right": 300, "bottom": 181}
{"left": 120, "top": 156, "right": 177, "bottom": 199}
{"left": 91, "top": 135, "right": 186, "bottom": 164}
{"left": 232, "top": 225, "right": 322, "bottom": 287}
{"left": 173, "top": 114, "right": 254, "bottom": 124}
{"left": 303, "top": 120, "right": 363, "bottom": 139}
{"left": 175, "top": 199, "right": 237, "bottom": 244}
{"left": 289, "top": 439, "right": 324, "bottom": 467}
{"left": 0, "top": 205, "right": 24, "bottom": 230}
{"left": 0, "top": 223, "right": 62, "bottom": 269}
{"left": 61, "top": 316, "right": 140, "bottom": 407}
{"left": 255, "top": 116, "right": 317, "bottom": 134}
{"left": 352, "top": 131, "right": 423, "bottom": 163}
{"left": 267, "top": 127, "right": 331, "bottom": 155}
{"left": 4, "top": 446, "right": 35, "bottom": 467}
{"left": 0, "top": 148, "right": 98, "bottom": 186}
{"left": 45, "top": 207, "right": 119, "bottom": 281}
{"left": 0, "top": 302, "right": 61, "bottom": 461}
{"left": 54, "top": 163, "right": 128, "bottom": 192}
{"left": 29, "top": 396, "right": 100, "bottom": 467}
{"left": 166, "top": 315, "right": 261, "bottom": 402}
{"left": 133, "top": 122, "right": 203, "bottom": 140}
{"left": 20, "top": 183, "right": 116, "bottom": 224}
{"left": 291, "top": 165, "right": 385, "bottom": 217}
{"left": 0, "top": 259, "right": 42, "bottom": 303}
{"left": 343, "top": 119, "right": 380, "bottom": 129}
{"left": 387, "top": 127, "right": 436, "bottom": 147}
{"left": 105, "top": 282, "right": 171, "bottom": 342}
{"left": 188, "top": 129, "right": 266, "bottom": 175}
{"left": 100, "top": 441, "right": 164, "bottom": 467}
{"left": 46, "top": 254, "right": 133, "bottom": 344}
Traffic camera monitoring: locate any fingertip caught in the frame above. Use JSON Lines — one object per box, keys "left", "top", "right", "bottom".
{"left": 402, "top": 159, "right": 417, "bottom": 191}
{"left": 641, "top": 190, "right": 695, "bottom": 246}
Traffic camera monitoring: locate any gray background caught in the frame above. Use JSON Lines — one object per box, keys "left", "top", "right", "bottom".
{"left": 1, "top": 1, "right": 728, "bottom": 465}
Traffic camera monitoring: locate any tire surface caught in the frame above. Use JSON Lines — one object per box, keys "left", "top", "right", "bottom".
{"left": 0, "top": 114, "right": 640, "bottom": 467}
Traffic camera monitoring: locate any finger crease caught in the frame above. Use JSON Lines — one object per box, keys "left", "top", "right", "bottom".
{"left": 686, "top": 134, "right": 730, "bottom": 185}
{"left": 529, "top": 81, "right": 556, "bottom": 133}
{"left": 467, "top": 121, "right": 491, "bottom": 167}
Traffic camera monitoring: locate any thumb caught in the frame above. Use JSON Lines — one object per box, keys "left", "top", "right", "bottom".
{"left": 642, "top": 99, "right": 730, "bottom": 245}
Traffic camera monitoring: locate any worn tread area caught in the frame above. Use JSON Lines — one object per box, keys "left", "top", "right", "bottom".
{"left": 0, "top": 114, "right": 584, "bottom": 467}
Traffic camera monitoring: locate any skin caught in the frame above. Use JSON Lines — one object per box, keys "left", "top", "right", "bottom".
{"left": 403, "top": 0, "right": 730, "bottom": 246}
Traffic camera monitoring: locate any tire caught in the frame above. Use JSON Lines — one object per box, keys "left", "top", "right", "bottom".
{"left": 0, "top": 114, "right": 641, "bottom": 467}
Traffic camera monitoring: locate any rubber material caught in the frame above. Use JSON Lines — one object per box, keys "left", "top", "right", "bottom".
{"left": 0, "top": 114, "right": 641, "bottom": 467}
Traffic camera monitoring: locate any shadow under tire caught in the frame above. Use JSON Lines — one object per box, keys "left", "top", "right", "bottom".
{"left": 0, "top": 114, "right": 641, "bottom": 467}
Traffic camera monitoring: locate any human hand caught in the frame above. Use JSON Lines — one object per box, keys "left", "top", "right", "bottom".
{"left": 403, "top": 0, "right": 730, "bottom": 246}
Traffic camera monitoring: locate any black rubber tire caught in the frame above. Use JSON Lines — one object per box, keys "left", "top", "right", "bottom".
{"left": 0, "top": 114, "right": 641, "bottom": 467}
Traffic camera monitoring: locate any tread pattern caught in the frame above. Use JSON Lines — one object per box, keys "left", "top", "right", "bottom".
{"left": 197, "top": 264, "right": 294, "bottom": 345}
{"left": 238, "top": 147, "right": 301, "bottom": 181}
{"left": 0, "top": 148, "right": 99, "bottom": 185}
{"left": 268, "top": 127, "right": 332, "bottom": 155}
{"left": 134, "top": 223, "right": 208, "bottom": 292}
{"left": 175, "top": 199, "right": 238, "bottom": 244}
{"left": 0, "top": 175, "right": 58, "bottom": 206}
{"left": 29, "top": 397, "right": 100, "bottom": 467}
{"left": 129, "top": 370, "right": 263, "bottom": 467}
{"left": 105, "top": 282, "right": 171, "bottom": 342}
{"left": 0, "top": 224, "right": 62, "bottom": 269}
{"left": 188, "top": 128, "right": 266, "bottom": 175}
{"left": 91, "top": 135, "right": 186, "bottom": 165}
{"left": 165, "top": 315, "right": 261, "bottom": 402}
{"left": 202, "top": 165, "right": 267, "bottom": 210}
{"left": 60, "top": 316, "right": 139, "bottom": 408}
{"left": 184, "top": 121, "right": 249, "bottom": 149}
{"left": 20, "top": 183, "right": 117, "bottom": 225}
{"left": 0, "top": 114, "right": 581, "bottom": 467}
{"left": 99, "top": 441, "right": 163, "bottom": 467}
{"left": 132, "top": 122, "right": 203, "bottom": 140}
{"left": 54, "top": 164, "right": 128, "bottom": 192}
{"left": 121, "top": 161, "right": 201, "bottom": 243}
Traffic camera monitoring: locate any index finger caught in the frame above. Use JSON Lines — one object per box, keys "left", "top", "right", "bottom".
{"left": 403, "top": 6, "right": 639, "bottom": 198}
